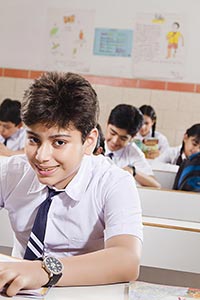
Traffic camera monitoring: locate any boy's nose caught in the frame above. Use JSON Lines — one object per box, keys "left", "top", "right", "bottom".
{"left": 111, "top": 135, "right": 119, "bottom": 144}
{"left": 35, "top": 144, "right": 52, "bottom": 161}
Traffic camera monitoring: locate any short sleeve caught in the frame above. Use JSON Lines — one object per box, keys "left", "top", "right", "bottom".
{"left": 103, "top": 170, "right": 143, "bottom": 242}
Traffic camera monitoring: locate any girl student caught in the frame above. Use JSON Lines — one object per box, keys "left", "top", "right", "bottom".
{"left": 135, "top": 105, "right": 169, "bottom": 159}
{"left": 156, "top": 123, "right": 200, "bottom": 165}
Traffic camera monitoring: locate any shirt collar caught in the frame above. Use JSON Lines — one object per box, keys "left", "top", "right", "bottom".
{"left": 104, "top": 141, "right": 124, "bottom": 158}
{"left": 65, "top": 155, "right": 93, "bottom": 202}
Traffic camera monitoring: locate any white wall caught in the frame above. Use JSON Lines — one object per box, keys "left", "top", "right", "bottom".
{"left": 0, "top": 0, "right": 200, "bottom": 82}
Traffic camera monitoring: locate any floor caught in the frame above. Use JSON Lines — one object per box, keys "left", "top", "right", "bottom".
{"left": 0, "top": 246, "right": 12, "bottom": 256}
{"left": 138, "top": 265, "right": 200, "bottom": 288}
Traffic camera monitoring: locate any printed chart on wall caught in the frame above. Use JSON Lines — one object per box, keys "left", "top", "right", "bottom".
{"left": 45, "top": 8, "right": 95, "bottom": 73}
{"left": 132, "top": 13, "right": 186, "bottom": 80}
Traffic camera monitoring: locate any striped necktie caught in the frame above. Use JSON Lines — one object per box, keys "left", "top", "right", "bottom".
{"left": 24, "top": 187, "right": 62, "bottom": 260}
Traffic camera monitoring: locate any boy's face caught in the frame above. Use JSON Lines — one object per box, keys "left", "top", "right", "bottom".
{"left": 25, "top": 123, "right": 97, "bottom": 189}
{"left": 0, "top": 121, "right": 21, "bottom": 139}
{"left": 106, "top": 124, "right": 132, "bottom": 152}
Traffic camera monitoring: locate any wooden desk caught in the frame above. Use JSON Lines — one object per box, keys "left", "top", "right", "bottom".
{"left": 147, "top": 160, "right": 179, "bottom": 189}
{"left": 139, "top": 187, "right": 200, "bottom": 274}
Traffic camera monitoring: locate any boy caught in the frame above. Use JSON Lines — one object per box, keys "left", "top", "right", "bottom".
{"left": 105, "top": 104, "right": 161, "bottom": 188}
{"left": 0, "top": 72, "right": 142, "bottom": 296}
{"left": 0, "top": 98, "right": 26, "bottom": 156}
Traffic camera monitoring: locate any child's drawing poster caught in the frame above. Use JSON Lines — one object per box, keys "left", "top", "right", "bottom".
{"left": 132, "top": 13, "right": 186, "bottom": 80}
{"left": 45, "top": 8, "right": 95, "bottom": 73}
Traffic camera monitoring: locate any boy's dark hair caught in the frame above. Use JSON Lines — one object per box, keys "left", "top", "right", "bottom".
{"left": 22, "top": 72, "right": 99, "bottom": 142}
{"left": 0, "top": 98, "right": 22, "bottom": 125}
{"left": 93, "top": 123, "right": 105, "bottom": 154}
{"left": 108, "top": 104, "right": 143, "bottom": 137}
{"left": 139, "top": 105, "right": 157, "bottom": 137}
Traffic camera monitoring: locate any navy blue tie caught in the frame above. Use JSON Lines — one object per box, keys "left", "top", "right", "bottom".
{"left": 107, "top": 152, "right": 114, "bottom": 160}
{"left": 24, "top": 187, "right": 62, "bottom": 260}
{"left": 3, "top": 139, "right": 8, "bottom": 146}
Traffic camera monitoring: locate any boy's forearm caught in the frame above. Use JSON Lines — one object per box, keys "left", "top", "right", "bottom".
{"left": 58, "top": 237, "right": 142, "bottom": 286}
{"left": 135, "top": 172, "right": 161, "bottom": 188}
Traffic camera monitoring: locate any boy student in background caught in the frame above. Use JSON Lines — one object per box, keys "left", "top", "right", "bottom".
{"left": 134, "top": 105, "right": 169, "bottom": 159}
{"left": 155, "top": 123, "right": 200, "bottom": 165}
{"left": 0, "top": 72, "right": 143, "bottom": 297}
{"left": 104, "top": 104, "right": 161, "bottom": 188}
{"left": 0, "top": 98, "right": 26, "bottom": 156}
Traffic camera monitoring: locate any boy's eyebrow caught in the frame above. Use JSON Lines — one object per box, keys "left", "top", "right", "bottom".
{"left": 26, "top": 130, "right": 72, "bottom": 138}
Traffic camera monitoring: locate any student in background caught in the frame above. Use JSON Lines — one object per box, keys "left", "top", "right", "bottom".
{"left": 135, "top": 105, "right": 169, "bottom": 159}
{"left": 156, "top": 123, "right": 200, "bottom": 165}
{"left": 0, "top": 72, "right": 142, "bottom": 296}
{"left": 105, "top": 104, "right": 161, "bottom": 188}
{"left": 93, "top": 123, "right": 105, "bottom": 155}
{"left": 0, "top": 98, "right": 26, "bottom": 156}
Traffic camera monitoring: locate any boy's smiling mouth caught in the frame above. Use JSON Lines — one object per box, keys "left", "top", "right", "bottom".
{"left": 35, "top": 164, "right": 59, "bottom": 175}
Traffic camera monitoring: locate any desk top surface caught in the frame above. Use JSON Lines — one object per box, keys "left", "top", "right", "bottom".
{"left": 0, "top": 283, "right": 127, "bottom": 300}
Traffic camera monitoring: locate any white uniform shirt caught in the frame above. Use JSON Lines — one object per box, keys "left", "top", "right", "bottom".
{"left": 155, "top": 145, "right": 185, "bottom": 165}
{"left": 0, "top": 154, "right": 143, "bottom": 259}
{"left": 136, "top": 130, "right": 169, "bottom": 153}
{"left": 0, "top": 127, "right": 26, "bottom": 150}
{"left": 105, "top": 142, "right": 154, "bottom": 176}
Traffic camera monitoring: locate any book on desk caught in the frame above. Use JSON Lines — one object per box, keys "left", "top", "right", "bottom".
{"left": 129, "top": 281, "right": 200, "bottom": 299}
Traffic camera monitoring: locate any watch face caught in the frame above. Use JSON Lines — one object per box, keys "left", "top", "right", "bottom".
{"left": 44, "top": 256, "right": 63, "bottom": 275}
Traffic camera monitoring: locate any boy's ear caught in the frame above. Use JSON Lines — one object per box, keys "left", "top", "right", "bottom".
{"left": 16, "top": 121, "right": 23, "bottom": 129}
{"left": 84, "top": 128, "right": 98, "bottom": 155}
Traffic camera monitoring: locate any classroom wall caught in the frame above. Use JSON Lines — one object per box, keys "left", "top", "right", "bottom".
{"left": 0, "top": 74, "right": 200, "bottom": 146}
{"left": 1, "top": 0, "right": 200, "bottom": 146}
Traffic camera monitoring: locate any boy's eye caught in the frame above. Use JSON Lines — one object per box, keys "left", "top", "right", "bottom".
{"left": 54, "top": 140, "right": 66, "bottom": 146}
{"left": 28, "top": 136, "right": 40, "bottom": 144}
{"left": 120, "top": 137, "right": 128, "bottom": 142}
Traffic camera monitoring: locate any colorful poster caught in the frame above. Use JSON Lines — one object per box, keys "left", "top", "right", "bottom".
{"left": 45, "top": 8, "right": 95, "bottom": 72}
{"left": 93, "top": 28, "right": 133, "bottom": 57}
{"left": 133, "top": 13, "right": 186, "bottom": 80}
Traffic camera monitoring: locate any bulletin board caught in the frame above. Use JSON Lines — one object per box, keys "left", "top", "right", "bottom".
{"left": 0, "top": 0, "right": 199, "bottom": 82}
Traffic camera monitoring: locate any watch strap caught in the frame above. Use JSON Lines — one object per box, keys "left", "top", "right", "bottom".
{"left": 43, "top": 273, "right": 62, "bottom": 287}
{"left": 128, "top": 165, "right": 136, "bottom": 177}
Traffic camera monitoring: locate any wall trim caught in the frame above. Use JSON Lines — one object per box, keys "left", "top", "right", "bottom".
{"left": 0, "top": 68, "right": 199, "bottom": 93}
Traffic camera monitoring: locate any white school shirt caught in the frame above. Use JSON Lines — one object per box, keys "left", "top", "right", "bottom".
{"left": 135, "top": 130, "right": 169, "bottom": 153}
{"left": 0, "top": 127, "right": 26, "bottom": 150}
{"left": 105, "top": 142, "right": 154, "bottom": 176}
{"left": 0, "top": 154, "right": 143, "bottom": 259}
{"left": 155, "top": 145, "right": 185, "bottom": 165}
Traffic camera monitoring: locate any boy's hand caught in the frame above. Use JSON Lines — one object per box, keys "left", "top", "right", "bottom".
{"left": 0, "top": 260, "right": 49, "bottom": 297}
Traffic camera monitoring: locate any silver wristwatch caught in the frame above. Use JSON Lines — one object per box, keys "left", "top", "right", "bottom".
{"left": 42, "top": 256, "right": 64, "bottom": 287}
